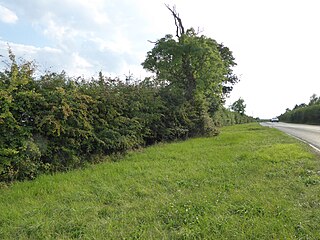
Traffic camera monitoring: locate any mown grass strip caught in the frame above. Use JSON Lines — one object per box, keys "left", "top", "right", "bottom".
{"left": 0, "top": 123, "right": 320, "bottom": 239}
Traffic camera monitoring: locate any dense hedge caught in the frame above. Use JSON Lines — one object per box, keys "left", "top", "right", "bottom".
{"left": 213, "top": 107, "right": 255, "bottom": 126}
{"left": 0, "top": 46, "right": 254, "bottom": 182}
{"left": 279, "top": 104, "right": 320, "bottom": 124}
{"left": 0, "top": 53, "right": 217, "bottom": 182}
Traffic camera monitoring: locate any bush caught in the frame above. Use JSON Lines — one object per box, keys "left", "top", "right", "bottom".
{"left": 0, "top": 53, "right": 242, "bottom": 182}
{"left": 279, "top": 104, "right": 320, "bottom": 124}
{"left": 213, "top": 107, "right": 255, "bottom": 127}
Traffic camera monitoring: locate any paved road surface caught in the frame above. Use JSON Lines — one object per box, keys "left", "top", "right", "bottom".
{"left": 260, "top": 122, "right": 320, "bottom": 151}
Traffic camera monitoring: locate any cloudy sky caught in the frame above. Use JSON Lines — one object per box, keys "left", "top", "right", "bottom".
{"left": 1, "top": 0, "right": 319, "bottom": 119}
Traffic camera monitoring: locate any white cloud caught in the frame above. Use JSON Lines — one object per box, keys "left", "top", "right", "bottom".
{"left": 1, "top": 0, "right": 146, "bottom": 74}
{"left": 76, "top": 0, "right": 109, "bottom": 25}
{"left": 67, "top": 52, "right": 94, "bottom": 76}
{"left": 0, "top": 40, "right": 62, "bottom": 55}
{"left": 0, "top": 40, "right": 63, "bottom": 74}
{"left": 0, "top": 5, "right": 18, "bottom": 24}
{"left": 91, "top": 33, "right": 133, "bottom": 54}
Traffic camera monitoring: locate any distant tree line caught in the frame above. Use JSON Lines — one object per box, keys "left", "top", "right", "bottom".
{"left": 214, "top": 107, "right": 255, "bottom": 126}
{"left": 0, "top": 7, "right": 255, "bottom": 182}
{"left": 279, "top": 94, "right": 320, "bottom": 124}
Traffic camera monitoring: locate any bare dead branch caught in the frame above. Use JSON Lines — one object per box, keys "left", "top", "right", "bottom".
{"left": 165, "top": 4, "right": 185, "bottom": 38}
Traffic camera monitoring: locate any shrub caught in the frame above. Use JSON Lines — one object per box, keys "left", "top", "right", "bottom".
{"left": 0, "top": 53, "right": 242, "bottom": 182}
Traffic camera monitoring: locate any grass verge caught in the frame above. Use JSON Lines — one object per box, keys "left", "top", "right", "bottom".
{"left": 0, "top": 123, "right": 320, "bottom": 239}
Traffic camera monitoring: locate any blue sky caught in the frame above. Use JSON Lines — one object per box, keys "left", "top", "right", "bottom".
{"left": 1, "top": 0, "right": 320, "bottom": 119}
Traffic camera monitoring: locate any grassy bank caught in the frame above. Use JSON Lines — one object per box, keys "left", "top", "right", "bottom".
{"left": 0, "top": 123, "right": 320, "bottom": 239}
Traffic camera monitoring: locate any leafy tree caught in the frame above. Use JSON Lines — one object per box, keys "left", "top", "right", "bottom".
{"left": 142, "top": 5, "right": 238, "bottom": 136}
{"left": 309, "top": 93, "right": 319, "bottom": 106}
{"left": 231, "top": 98, "right": 246, "bottom": 115}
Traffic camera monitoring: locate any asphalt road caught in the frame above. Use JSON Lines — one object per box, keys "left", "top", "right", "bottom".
{"left": 260, "top": 122, "right": 320, "bottom": 151}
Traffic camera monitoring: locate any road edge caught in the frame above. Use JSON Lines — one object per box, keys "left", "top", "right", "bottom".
{"left": 285, "top": 132, "right": 320, "bottom": 153}
{"left": 259, "top": 122, "right": 320, "bottom": 153}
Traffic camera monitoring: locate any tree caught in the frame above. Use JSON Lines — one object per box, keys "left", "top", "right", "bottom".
{"left": 142, "top": 5, "right": 239, "bottom": 136}
{"left": 309, "top": 93, "right": 319, "bottom": 106}
{"left": 231, "top": 98, "right": 246, "bottom": 115}
{"left": 142, "top": 6, "right": 238, "bottom": 103}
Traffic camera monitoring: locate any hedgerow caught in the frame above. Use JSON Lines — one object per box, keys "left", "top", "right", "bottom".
{"left": 279, "top": 95, "right": 320, "bottom": 124}
{"left": 0, "top": 44, "right": 248, "bottom": 182}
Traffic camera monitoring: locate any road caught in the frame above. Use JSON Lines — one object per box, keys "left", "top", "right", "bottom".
{"left": 260, "top": 122, "right": 320, "bottom": 151}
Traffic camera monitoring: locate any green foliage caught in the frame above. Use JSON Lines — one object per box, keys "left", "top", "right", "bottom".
{"left": 309, "top": 93, "right": 320, "bottom": 106}
{"left": 0, "top": 50, "right": 42, "bottom": 181}
{"left": 142, "top": 28, "right": 238, "bottom": 137}
{"left": 0, "top": 35, "right": 240, "bottom": 182}
{"left": 213, "top": 107, "right": 255, "bottom": 127}
{"left": 0, "top": 51, "right": 193, "bottom": 181}
{"left": 231, "top": 97, "right": 246, "bottom": 115}
{"left": 279, "top": 93, "right": 320, "bottom": 124}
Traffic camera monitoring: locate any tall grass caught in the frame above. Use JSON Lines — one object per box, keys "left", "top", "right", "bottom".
{"left": 0, "top": 123, "right": 319, "bottom": 239}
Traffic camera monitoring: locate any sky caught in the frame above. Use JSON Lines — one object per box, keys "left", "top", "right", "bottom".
{"left": 0, "top": 0, "right": 319, "bottom": 119}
